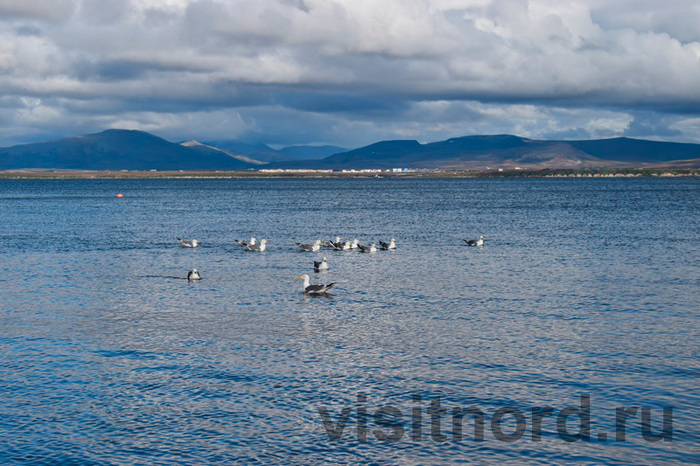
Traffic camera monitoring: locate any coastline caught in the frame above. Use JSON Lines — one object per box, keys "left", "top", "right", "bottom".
{"left": 1, "top": 168, "right": 699, "bottom": 180}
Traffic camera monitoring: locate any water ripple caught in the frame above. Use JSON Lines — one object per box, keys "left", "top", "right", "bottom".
{"left": 1, "top": 178, "right": 698, "bottom": 464}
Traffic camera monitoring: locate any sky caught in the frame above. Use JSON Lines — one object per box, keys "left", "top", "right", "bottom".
{"left": 1, "top": 0, "right": 700, "bottom": 149}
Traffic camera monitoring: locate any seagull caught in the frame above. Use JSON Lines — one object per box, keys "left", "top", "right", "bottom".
{"left": 358, "top": 243, "right": 377, "bottom": 253}
{"left": 187, "top": 269, "right": 201, "bottom": 280}
{"left": 328, "top": 237, "right": 351, "bottom": 250}
{"left": 346, "top": 238, "right": 360, "bottom": 249}
{"left": 235, "top": 237, "right": 256, "bottom": 248}
{"left": 178, "top": 238, "right": 200, "bottom": 248}
{"left": 379, "top": 238, "right": 396, "bottom": 250}
{"left": 298, "top": 274, "right": 335, "bottom": 294}
{"left": 325, "top": 237, "right": 344, "bottom": 249}
{"left": 314, "top": 257, "right": 329, "bottom": 272}
{"left": 464, "top": 235, "right": 484, "bottom": 246}
{"left": 334, "top": 240, "right": 352, "bottom": 250}
{"left": 296, "top": 240, "right": 322, "bottom": 252}
{"left": 246, "top": 239, "right": 268, "bottom": 251}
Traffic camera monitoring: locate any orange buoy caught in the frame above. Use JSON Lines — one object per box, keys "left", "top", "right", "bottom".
{"left": 116, "top": 193, "right": 124, "bottom": 198}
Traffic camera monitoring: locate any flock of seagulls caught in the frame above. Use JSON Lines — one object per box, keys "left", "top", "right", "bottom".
{"left": 178, "top": 234, "right": 485, "bottom": 291}
{"left": 294, "top": 237, "right": 398, "bottom": 293}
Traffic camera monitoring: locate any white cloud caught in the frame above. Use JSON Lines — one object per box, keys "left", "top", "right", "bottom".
{"left": 670, "top": 118, "right": 700, "bottom": 137}
{"left": 0, "top": 0, "right": 699, "bottom": 147}
{"left": 16, "top": 97, "right": 62, "bottom": 123}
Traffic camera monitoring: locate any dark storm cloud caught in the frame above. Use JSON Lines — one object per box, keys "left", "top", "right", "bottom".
{"left": 15, "top": 24, "right": 42, "bottom": 36}
{"left": 625, "top": 111, "right": 685, "bottom": 139}
{"left": 72, "top": 58, "right": 213, "bottom": 82}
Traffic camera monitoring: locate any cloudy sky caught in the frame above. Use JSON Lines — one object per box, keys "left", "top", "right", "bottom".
{"left": 1, "top": 0, "right": 699, "bottom": 148}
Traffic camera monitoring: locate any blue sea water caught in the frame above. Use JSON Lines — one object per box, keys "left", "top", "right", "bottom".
{"left": 0, "top": 177, "right": 698, "bottom": 465}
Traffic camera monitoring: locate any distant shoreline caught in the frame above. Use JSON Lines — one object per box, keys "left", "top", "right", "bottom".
{"left": 1, "top": 168, "right": 699, "bottom": 180}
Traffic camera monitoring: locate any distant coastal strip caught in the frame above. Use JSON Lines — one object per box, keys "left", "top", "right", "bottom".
{"left": 1, "top": 169, "right": 698, "bottom": 180}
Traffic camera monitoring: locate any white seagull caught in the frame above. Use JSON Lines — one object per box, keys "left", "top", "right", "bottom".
{"left": 246, "top": 239, "right": 268, "bottom": 251}
{"left": 314, "top": 257, "right": 329, "bottom": 272}
{"left": 187, "top": 269, "right": 201, "bottom": 280}
{"left": 358, "top": 243, "right": 377, "bottom": 253}
{"left": 379, "top": 238, "right": 396, "bottom": 250}
{"left": 464, "top": 235, "right": 484, "bottom": 246}
{"left": 296, "top": 240, "right": 322, "bottom": 252}
{"left": 298, "top": 274, "right": 335, "bottom": 294}
{"left": 235, "top": 237, "right": 256, "bottom": 248}
{"left": 346, "top": 238, "right": 360, "bottom": 249}
{"left": 178, "top": 238, "right": 200, "bottom": 248}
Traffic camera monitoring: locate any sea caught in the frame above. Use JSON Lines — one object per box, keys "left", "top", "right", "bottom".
{"left": 0, "top": 177, "right": 698, "bottom": 465}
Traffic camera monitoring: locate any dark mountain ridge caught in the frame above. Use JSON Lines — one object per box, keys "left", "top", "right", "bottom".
{"left": 272, "top": 134, "right": 700, "bottom": 169}
{"left": 0, "top": 130, "right": 256, "bottom": 170}
{"left": 2, "top": 130, "right": 700, "bottom": 170}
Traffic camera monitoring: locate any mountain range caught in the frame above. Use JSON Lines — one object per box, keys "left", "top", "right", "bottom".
{"left": 203, "top": 140, "right": 347, "bottom": 162}
{"left": 1, "top": 129, "right": 699, "bottom": 171}
{"left": 0, "top": 130, "right": 347, "bottom": 171}
{"left": 274, "top": 135, "right": 700, "bottom": 169}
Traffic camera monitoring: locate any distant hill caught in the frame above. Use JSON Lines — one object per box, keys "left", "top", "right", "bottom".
{"left": 566, "top": 138, "right": 700, "bottom": 162}
{"left": 180, "top": 140, "right": 266, "bottom": 166}
{"left": 204, "top": 141, "right": 285, "bottom": 163}
{"left": 278, "top": 145, "right": 348, "bottom": 160}
{"left": 271, "top": 135, "right": 700, "bottom": 169}
{"left": 0, "top": 130, "right": 259, "bottom": 170}
{"left": 205, "top": 140, "right": 347, "bottom": 162}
